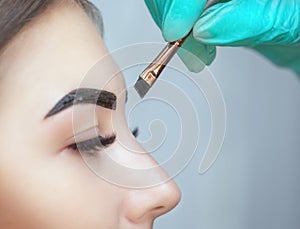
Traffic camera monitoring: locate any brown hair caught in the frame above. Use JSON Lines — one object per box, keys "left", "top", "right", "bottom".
{"left": 0, "top": 0, "right": 103, "bottom": 52}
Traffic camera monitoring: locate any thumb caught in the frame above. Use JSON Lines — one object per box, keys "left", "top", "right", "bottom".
{"left": 193, "top": 0, "right": 264, "bottom": 46}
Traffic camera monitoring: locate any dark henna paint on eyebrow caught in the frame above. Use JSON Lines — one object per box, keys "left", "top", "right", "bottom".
{"left": 45, "top": 88, "right": 117, "bottom": 119}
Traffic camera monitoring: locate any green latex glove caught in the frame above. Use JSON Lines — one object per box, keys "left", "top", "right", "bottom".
{"left": 145, "top": 0, "right": 300, "bottom": 76}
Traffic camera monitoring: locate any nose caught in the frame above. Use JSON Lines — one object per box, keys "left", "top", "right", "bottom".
{"left": 113, "top": 125, "right": 181, "bottom": 224}
{"left": 124, "top": 181, "right": 181, "bottom": 223}
{"left": 122, "top": 165, "right": 181, "bottom": 224}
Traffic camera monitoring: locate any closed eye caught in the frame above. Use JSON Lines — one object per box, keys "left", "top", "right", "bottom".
{"left": 68, "top": 134, "right": 116, "bottom": 153}
{"left": 66, "top": 127, "right": 138, "bottom": 154}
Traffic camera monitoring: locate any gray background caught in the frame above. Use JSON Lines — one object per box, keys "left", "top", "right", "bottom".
{"left": 92, "top": 1, "right": 300, "bottom": 228}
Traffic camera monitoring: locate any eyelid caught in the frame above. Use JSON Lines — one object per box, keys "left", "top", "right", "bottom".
{"left": 71, "top": 134, "right": 116, "bottom": 152}
{"left": 65, "top": 126, "right": 139, "bottom": 145}
{"left": 65, "top": 126, "right": 100, "bottom": 146}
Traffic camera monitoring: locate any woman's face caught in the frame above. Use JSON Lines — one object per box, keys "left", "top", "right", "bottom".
{"left": 0, "top": 3, "right": 180, "bottom": 229}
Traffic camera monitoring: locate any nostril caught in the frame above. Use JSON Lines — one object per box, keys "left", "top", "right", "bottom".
{"left": 147, "top": 206, "right": 167, "bottom": 219}
{"left": 153, "top": 206, "right": 164, "bottom": 211}
{"left": 152, "top": 206, "right": 165, "bottom": 215}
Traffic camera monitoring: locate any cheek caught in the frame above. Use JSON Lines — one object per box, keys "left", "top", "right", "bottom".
{"left": 0, "top": 149, "right": 124, "bottom": 228}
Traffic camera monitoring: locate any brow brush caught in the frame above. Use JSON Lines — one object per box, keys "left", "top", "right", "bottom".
{"left": 134, "top": 0, "right": 228, "bottom": 98}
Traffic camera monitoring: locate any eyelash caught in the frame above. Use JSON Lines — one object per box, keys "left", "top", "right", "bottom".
{"left": 67, "top": 127, "right": 139, "bottom": 154}
{"left": 68, "top": 135, "right": 116, "bottom": 153}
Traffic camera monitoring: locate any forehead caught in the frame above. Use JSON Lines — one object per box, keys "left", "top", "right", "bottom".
{"left": 0, "top": 3, "right": 125, "bottom": 117}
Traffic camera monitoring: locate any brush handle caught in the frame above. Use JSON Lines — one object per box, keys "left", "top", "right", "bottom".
{"left": 139, "top": 40, "right": 183, "bottom": 85}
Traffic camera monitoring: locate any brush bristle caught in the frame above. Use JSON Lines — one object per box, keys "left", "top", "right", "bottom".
{"left": 134, "top": 77, "right": 151, "bottom": 98}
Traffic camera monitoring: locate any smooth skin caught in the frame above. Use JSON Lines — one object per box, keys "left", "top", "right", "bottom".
{"left": 145, "top": 0, "right": 300, "bottom": 75}
{"left": 0, "top": 2, "right": 180, "bottom": 229}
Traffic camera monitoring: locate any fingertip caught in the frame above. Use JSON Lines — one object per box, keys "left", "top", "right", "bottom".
{"left": 178, "top": 36, "right": 216, "bottom": 73}
{"left": 178, "top": 51, "right": 206, "bottom": 73}
{"left": 192, "top": 11, "right": 218, "bottom": 42}
{"left": 192, "top": 1, "right": 235, "bottom": 44}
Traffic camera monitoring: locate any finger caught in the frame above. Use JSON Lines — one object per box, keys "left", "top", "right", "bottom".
{"left": 144, "top": 0, "right": 165, "bottom": 28}
{"left": 193, "top": 0, "right": 268, "bottom": 46}
{"left": 178, "top": 35, "right": 216, "bottom": 72}
{"left": 162, "top": 0, "right": 207, "bottom": 41}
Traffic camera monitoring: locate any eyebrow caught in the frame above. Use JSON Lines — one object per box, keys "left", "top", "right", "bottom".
{"left": 45, "top": 88, "right": 117, "bottom": 119}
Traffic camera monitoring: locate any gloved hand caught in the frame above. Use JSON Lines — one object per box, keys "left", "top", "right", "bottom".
{"left": 145, "top": 0, "right": 300, "bottom": 76}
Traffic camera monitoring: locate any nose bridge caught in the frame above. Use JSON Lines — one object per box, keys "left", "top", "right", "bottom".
{"left": 123, "top": 171, "right": 181, "bottom": 224}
